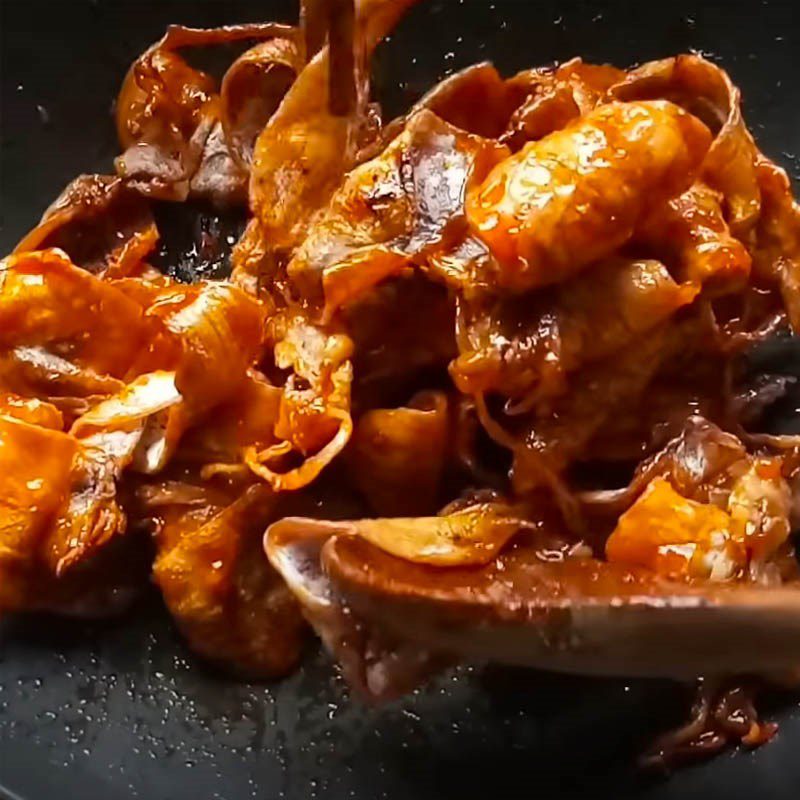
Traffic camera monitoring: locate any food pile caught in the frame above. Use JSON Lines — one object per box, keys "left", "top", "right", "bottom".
{"left": 4, "top": 0, "right": 800, "bottom": 766}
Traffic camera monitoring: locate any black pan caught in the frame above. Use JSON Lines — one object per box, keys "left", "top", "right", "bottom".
{"left": 2, "top": 1, "right": 800, "bottom": 798}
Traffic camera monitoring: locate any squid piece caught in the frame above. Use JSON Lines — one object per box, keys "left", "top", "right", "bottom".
{"left": 0, "top": 250, "right": 150, "bottom": 379}
{"left": 465, "top": 100, "right": 711, "bottom": 291}
{"left": 44, "top": 371, "right": 183, "bottom": 574}
{"left": 606, "top": 477, "right": 748, "bottom": 580}
{"left": 132, "top": 280, "right": 267, "bottom": 420}
{"left": 349, "top": 391, "right": 449, "bottom": 516}
{"left": 501, "top": 58, "right": 625, "bottom": 148}
{"left": 128, "top": 280, "right": 267, "bottom": 472}
{"left": 220, "top": 38, "right": 302, "bottom": 170}
{"left": 195, "top": 36, "right": 303, "bottom": 201}
{"left": 14, "top": 175, "right": 158, "bottom": 278}
{"left": 609, "top": 54, "right": 761, "bottom": 235}
{"left": 751, "top": 157, "right": 800, "bottom": 332}
{"left": 0, "top": 346, "right": 126, "bottom": 423}
{"left": 115, "top": 23, "right": 298, "bottom": 204}
{"left": 152, "top": 482, "right": 306, "bottom": 678}
{"left": 511, "top": 317, "right": 705, "bottom": 492}
{"left": 247, "top": 0, "right": 419, "bottom": 253}
{"left": 0, "top": 415, "right": 78, "bottom": 609}
{"left": 0, "top": 389, "right": 166, "bottom": 608}
{"left": 246, "top": 312, "right": 354, "bottom": 491}
{"left": 1, "top": 254, "right": 264, "bottom": 456}
{"left": 451, "top": 258, "right": 698, "bottom": 405}
{"left": 637, "top": 182, "right": 752, "bottom": 295}
{"left": 384, "top": 62, "right": 524, "bottom": 142}
{"left": 287, "top": 110, "right": 508, "bottom": 314}
{"left": 543, "top": 58, "right": 627, "bottom": 115}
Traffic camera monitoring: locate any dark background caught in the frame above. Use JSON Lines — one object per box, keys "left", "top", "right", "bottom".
{"left": 2, "top": 1, "right": 800, "bottom": 798}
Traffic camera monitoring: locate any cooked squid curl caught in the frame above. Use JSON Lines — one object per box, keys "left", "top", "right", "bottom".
{"left": 609, "top": 54, "right": 761, "bottom": 235}
{"left": 349, "top": 391, "right": 449, "bottom": 516}
{"left": 115, "top": 23, "right": 299, "bottom": 204}
{"left": 245, "top": 0, "right": 420, "bottom": 258}
{"left": 466, "top": 100, "right": 711, "bottom": 291}
{"left": 151, "top": 481, "right": 307, "bottom": 678}
{"left": 0, "top": 249, "right": 151, "bottom": 379}
{"left": 14, "top": 175, "right": 158, "bottom": 278}
{"left": 221, "top": 38, "right": 302, "bottom": 170}
{"left": 500, "top": 58, "right": 625, "bottom": 148}
{"left": 245, "top": 312, "right": 354, "bottom": 492}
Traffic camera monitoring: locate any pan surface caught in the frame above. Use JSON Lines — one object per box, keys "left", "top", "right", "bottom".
{"left": 2, "top": 1, "right": 800, "bottom": 798}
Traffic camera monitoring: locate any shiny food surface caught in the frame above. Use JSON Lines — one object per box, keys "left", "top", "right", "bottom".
{"left": 4, "top": 0, "right": 800, "bottom": 789}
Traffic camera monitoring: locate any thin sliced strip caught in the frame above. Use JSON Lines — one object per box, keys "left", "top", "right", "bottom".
{"left": 245, "top": 408, "right": 353, "bottom": 492}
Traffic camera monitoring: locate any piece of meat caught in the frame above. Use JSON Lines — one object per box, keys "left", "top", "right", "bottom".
{"left": 245, "top": 311, "right": 354, "bottom": 492}
{"left": 0, "top": 249, "right": 151, "bottom": 379}
{"left": 287, "top": 110, "right": 508, "bottom": 313}
{"left": 14, "top": 175, "right": 158, "bottom": 278}
{"left": 116, "top": 23, "right": 297, "bottom": 205}
{"left": 153, "top": 482, "right": 307, "bottom": 678}
{"left": 451, "top": 258, "right": 697, "bottom": 406}
{"left": 349, "top": 391, "right": 449, "bottom": 516}
{"left": 637, "top": 183, "right": 752, "bottom": 295}
{"left": 609, "top": 54, "right": 761, "bottom": 235}
{"left": 466, "top": 100, "right": 711, "bottom": 291}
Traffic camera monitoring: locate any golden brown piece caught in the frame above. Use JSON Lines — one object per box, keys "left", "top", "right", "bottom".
{"left": 752, "top": 157, "right": 800, "bottom": 332}
{"left": 637, "top": 182, "right": 752, "bottom": 294}
{"left": 609, "top": 54, "right": 761, "bottom": 235}
{"left": 152, "top": 482, "right": 306, "bottom": 677}
{"left": 349, "top": 391, "right": 449, "bottom": 515}
{"left": 288, "top": 110, "right": 508, "bottom": 312}
{"left": 501, "top": 58, "right": 625, "bottom": 148}
{"left": 606, "top": 477, "right": 747, "bottom": 580}
{"left": 116, "top": 23, "right": 298, "bottom": 204}
{"left": 245, "top": 312, "right": 354, "bottom": 491}
{"left": 247, "top": 0, "right": 419, "bottom": 253}
{"left": 451, "top": 258, "right": 697, "bottom": 405}
{"left": 14, "top": 175, "right": 158, "bottom": 278}
{"left": 221, "top": 38, "right": 302, "bottom": 170}
{"left": 0, "top": 250, "right": 150, "bottom": 379}
{"left": 0, "top": 415, "right": 77, "bottom": 609}
{"left": 0, "top": 401, "right": 154, "bottom": 611}
{"left": 466, "top": 100, "right": 711, "bottom": 291}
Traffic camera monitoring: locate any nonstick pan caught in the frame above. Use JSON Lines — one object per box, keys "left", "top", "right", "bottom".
{"left": 2, "top": 1, "right": 800, "bottom": 798}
